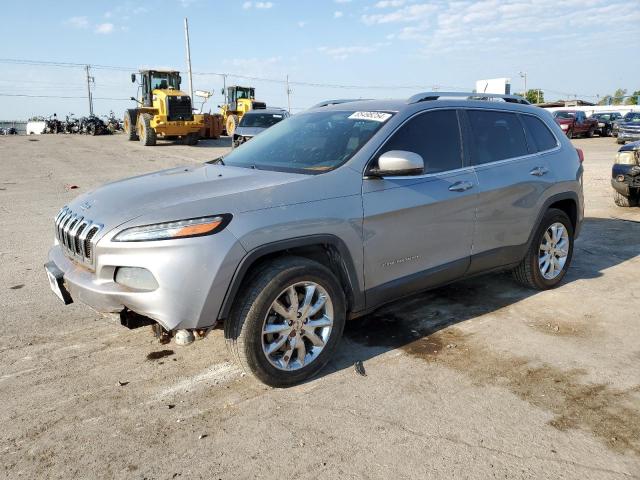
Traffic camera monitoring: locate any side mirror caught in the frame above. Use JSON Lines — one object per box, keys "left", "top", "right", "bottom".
{"left": 131, "top": 73, "right": 136, "bottom": 83}
{"left": 221, "top": 88, "right": 225, "bottom": 95}
{"left": 370, "top": 150, "right": 424, "bottom": 177}
{"left": 130, "top": 96, "right": 136, "bottom": 101}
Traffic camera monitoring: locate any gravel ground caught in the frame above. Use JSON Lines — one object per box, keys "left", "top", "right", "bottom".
{"left": 0, "top": 134, "right": 639, "bottom": 479}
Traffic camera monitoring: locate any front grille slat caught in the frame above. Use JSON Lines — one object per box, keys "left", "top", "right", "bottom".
{"left": 53, "top": 207, "right": 102, "bottom": 269}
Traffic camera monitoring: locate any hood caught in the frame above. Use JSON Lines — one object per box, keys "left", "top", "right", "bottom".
{"left": 619, "top": 140, "right": 640, "bottom": 152}
{"left": 66, "top": 164, "right": 307, "bottom": 232}
{"left": 554, "top": 118, "right": 573, "bottom": 125}
{"left": 235, "top": 126, "right": 266, "bottom": 137}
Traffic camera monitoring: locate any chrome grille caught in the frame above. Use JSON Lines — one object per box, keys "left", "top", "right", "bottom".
{"left": 54, "top": 207, "right": 103, "bottom": 268}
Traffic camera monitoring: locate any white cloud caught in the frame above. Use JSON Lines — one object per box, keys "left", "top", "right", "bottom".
{"left": 317, "top": 44, "right": 380, "bottom": 60}
{"left": 95, "top": 23, "right": 114, "bottom": 34}
{"left": 362, "top": 4, "right": 437, "bottom": 24}
{"left": 374, "top": 0, "right": 405, "bottom": 7}
{"left": 334, "top": 11, "right": 344, "bottom": 18}
{"left": 297, "top": 20, "right": 307, "bottom": 27}
{"left": 243, "top": 1, "right": 273, "bottom": 9}
{"left": 66, "top": 16, "right": 89, "bottom": 29}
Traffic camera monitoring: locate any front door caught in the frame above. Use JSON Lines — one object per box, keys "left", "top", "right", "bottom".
{"left": 362, "top": 109, "right": 477, "bottom": 307}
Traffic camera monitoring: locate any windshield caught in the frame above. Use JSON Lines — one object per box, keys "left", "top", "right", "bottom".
{"left": 150, "top": 72, "right": 180, "bottom": 90}
{"left": 623, "top": 112, "right": 640, "bottom": 122}
{"left": 239, "top": 112, "right": 286, "bottom": 128}
{"left": 553, "top": 111, "right": 576, "bottom": 119}
{"left": 222, "top": 110, "right": 393, "bottom": 174}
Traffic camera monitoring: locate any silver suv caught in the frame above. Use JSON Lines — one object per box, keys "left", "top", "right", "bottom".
{"left": 45, "top": 92, "right": 584, "bottom": 387}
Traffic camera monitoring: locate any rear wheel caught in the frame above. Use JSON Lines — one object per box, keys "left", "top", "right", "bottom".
{"left": 513, "top": 208, "right": 574, "bottom": 290}
{"left": 614, "top": 191, "right": 638, "bottom": 207}
{"left": 224, "top": 257, "right": 346, "bottom": 387}
{"left": 226, "top": 114, "right": 239, "bottom": 137}
{"left": 186, "top": 132, "right": 199, "bottom": 145}
{"left": 586, "top": 127, "right": 595, "bottom": 138}
{"left": 566, "top": 128, "right": 573, "bottom": 139}
{"left": 138, "top": 113, "right": 156, "bottom": 146}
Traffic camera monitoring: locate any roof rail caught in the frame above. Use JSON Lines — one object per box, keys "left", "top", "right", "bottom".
{"left": 408, "top": 91, "right": 530, "bottom": 105}
{"left": 309, "top": 98, "right": 370, "bottom": 109}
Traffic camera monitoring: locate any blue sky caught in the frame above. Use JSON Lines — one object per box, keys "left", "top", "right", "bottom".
{"left": 0, "top": 0, "right": 638, "bottom": 119}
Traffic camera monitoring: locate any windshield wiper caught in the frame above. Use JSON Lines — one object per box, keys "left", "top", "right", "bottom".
{"left": 207, "top": 156, "right": 225, "bottom": 165}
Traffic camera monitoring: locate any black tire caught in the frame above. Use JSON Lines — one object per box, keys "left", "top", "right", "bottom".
{"left": 566, "top": 129, "right": 573, "bottom": 139}
{"left": 224, "top": 257, "right": 346, "bottom": 387}
{"left": 586, "top": 127, "right": 595, "bottom": 138}
{"left": 138, "top": 113, "right": 157, "bottom": 146}
{"left": 614, "top": 191, "right": 638, "bottom": 207}
{"left": 186, "top": 132, "right": 199, "bottom": 145}
{"left": 512, "top": 208, "right": 574, "bottom": 290}
{"left": 617, "top": 138, "right": 625, "bottom": 145}
{"left": 124, "top": 109, "right": 138, "bottom": 141}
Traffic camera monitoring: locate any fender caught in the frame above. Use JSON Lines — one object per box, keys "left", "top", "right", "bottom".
{"left": 527, "top": 191, "right": 582, "bottom": 249}
{"left": 217, "top": 234, "right": 364, "bottom": 320}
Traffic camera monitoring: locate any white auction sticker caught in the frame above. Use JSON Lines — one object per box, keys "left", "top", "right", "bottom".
{"left": 348, "top": 111, "right": 392, "bottom": 122}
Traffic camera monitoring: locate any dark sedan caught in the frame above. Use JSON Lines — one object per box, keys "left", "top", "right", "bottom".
{"left": 232, "top": 108, "right": 289, "bottom": 148}
{"left": 591, "top": 112, "right": 622, "bottom": 137}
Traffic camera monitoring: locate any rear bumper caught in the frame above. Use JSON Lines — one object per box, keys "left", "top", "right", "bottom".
{"left": 47, "top": 229, "right": 246, "bottom": 331}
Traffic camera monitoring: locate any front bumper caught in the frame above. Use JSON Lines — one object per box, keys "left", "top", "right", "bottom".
{"left": 618, "top": 131, "right": 640, "bottom": 142}
{"left": 47, "top": 229, "right": 246, "bottom": 331}
{"left": 611, "top": 164, "right": 640, "bottom": 195}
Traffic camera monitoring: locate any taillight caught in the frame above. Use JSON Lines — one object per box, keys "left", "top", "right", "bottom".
{"left": 576, "top": 148, "right": 584, "bottom": 163}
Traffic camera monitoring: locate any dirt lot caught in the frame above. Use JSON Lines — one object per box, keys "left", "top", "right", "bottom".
{"left": 1, "top": 134, "right": 639, "bottom": 479}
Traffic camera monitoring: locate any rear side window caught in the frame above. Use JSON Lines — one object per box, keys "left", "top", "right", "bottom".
{"left": 379, "top": 109, "right": 462, "bottom": 174}
{"left": 466, "top": 110, "right": 528, "bottom": 165}
{"left": 520, "top": 114, "right": 558, "bottom": 152}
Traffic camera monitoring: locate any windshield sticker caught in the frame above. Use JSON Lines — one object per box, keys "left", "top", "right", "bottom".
{"left": 348, "top": 111, "right": 392, "bottom": 123}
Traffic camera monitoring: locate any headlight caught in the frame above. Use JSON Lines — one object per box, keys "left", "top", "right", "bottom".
{"left": 615, "top": 151, "right": 638, "bottom": 165}
{"left": 113, "top": 214, "right": 231, "bottom": 242}
{"left": 598, "top": 122, "right": 605, "bottom": 127}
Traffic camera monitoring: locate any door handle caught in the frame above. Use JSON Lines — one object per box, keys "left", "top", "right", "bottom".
{"left": 530, "top": 166, "right": 549, "bottom": 177}
{"left": 448, "top": 180, "right": 474, "bottom": 192}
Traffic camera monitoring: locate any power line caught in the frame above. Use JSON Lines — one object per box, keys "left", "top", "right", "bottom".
{"left": 0, "top": 93, "right": 130, "bottom": 100}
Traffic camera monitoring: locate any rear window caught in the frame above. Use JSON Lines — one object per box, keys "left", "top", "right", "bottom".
{"left": 520, "top": 114, "right": 558, "bottom": 153}
{"left": 466, "top": 110, "right": 528, "bottom": 165}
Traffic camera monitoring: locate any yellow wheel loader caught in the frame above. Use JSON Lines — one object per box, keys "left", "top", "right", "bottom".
{"left": 220, "top": 85, "right": 266, "bottom": 136}
{"left": 124, "top": 69, "right": 203, "bottom": 146}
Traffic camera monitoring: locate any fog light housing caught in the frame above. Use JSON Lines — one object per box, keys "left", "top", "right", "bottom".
{"left": 616, "top": 175, "right": 625, "bottom": 182}
{"left": 115, "top": 267, "right": 159, "bottom": 291}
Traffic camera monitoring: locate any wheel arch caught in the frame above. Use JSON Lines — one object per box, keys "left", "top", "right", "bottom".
{"left": 528, "top": 192, "right": 581, "bottom": 249}
{"left": 217, "top": 235, "right": 364, "bottom": 321}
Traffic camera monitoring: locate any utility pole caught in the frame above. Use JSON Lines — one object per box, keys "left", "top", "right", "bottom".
{"left": 85, "top": 65, "right": 94, "bottom": 116}
{"left": 184, "top": 17, "right": 194, "bottom": 101}
{"left": 519, "top": 71, "right": 527, "bottom": 98}
{"left": 286, "top": 75, "right": 291, "bottom": 113}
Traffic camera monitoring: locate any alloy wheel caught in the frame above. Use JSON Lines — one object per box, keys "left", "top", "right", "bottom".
{"left": 538, "top": 222, "right": 569, "bottom": 280}
{"left": 261, "top": 281, "right": 333, "bottom": 371}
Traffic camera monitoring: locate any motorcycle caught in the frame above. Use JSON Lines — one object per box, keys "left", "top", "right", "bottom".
{"left": 44, "top": 114, "right": 63, "bottom": 134}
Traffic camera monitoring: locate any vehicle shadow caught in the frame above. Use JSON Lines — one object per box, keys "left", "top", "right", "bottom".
{"left": 148, "top": 137, "right": 232, "bottom": 148}
{"left": 322, "top": 216, "right": 640, "bottom": 378}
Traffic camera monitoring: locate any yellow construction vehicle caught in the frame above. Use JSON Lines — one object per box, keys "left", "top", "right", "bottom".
{"left": 220, "top": 85, "right": 266, "bottom": 136}
{"left": 124, "top": 69, "right": 204, "bottom": 146}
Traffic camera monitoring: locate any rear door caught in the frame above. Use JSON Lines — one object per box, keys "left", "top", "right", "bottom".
{"left": 362, "top": 109, "right": 477, "bottom": 304}
{"left": 462, "top": 109, "right": 558, "bottom": 271}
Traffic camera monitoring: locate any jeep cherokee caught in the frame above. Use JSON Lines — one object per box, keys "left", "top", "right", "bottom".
{"left": 45, "top": 92, "right": 584, "bottom": 387}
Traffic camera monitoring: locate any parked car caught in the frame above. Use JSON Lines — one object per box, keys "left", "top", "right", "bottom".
{"left": 590, "top": 112, "right": 622, "bottom": 137}
{"left": 552, "top": 110, "right": 598, "bottom": 138}
{"left": 616, "top": 112, "right": 640, "bottom": 145}
{"left": 45, "top": 92, "right": 584, "bottom": 387}
{"left": 232, "top": 108, "right": 289, "bottom": 148}
{"left": 611, "top": 141, "right": 640, "bottom": 207}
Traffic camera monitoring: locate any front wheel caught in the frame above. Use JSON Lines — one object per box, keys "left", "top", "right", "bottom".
{"left": 566, "top": 129, "right": 573, "bottom": 139}
{"left": 586, "top": 127, "right": 595, "bottom": 138}
{"left": 512, "top": 208, "right": 574, "bottom": 290}
{"left": 614, "top": 191, "right": 638, "bottom": 207}
{"left": 224, "top": 257, "right": 346, "bottom": 387}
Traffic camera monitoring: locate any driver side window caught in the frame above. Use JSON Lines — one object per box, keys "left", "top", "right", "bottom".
{"left": 378, "top": 109, "right": 463, "bottom": 174}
